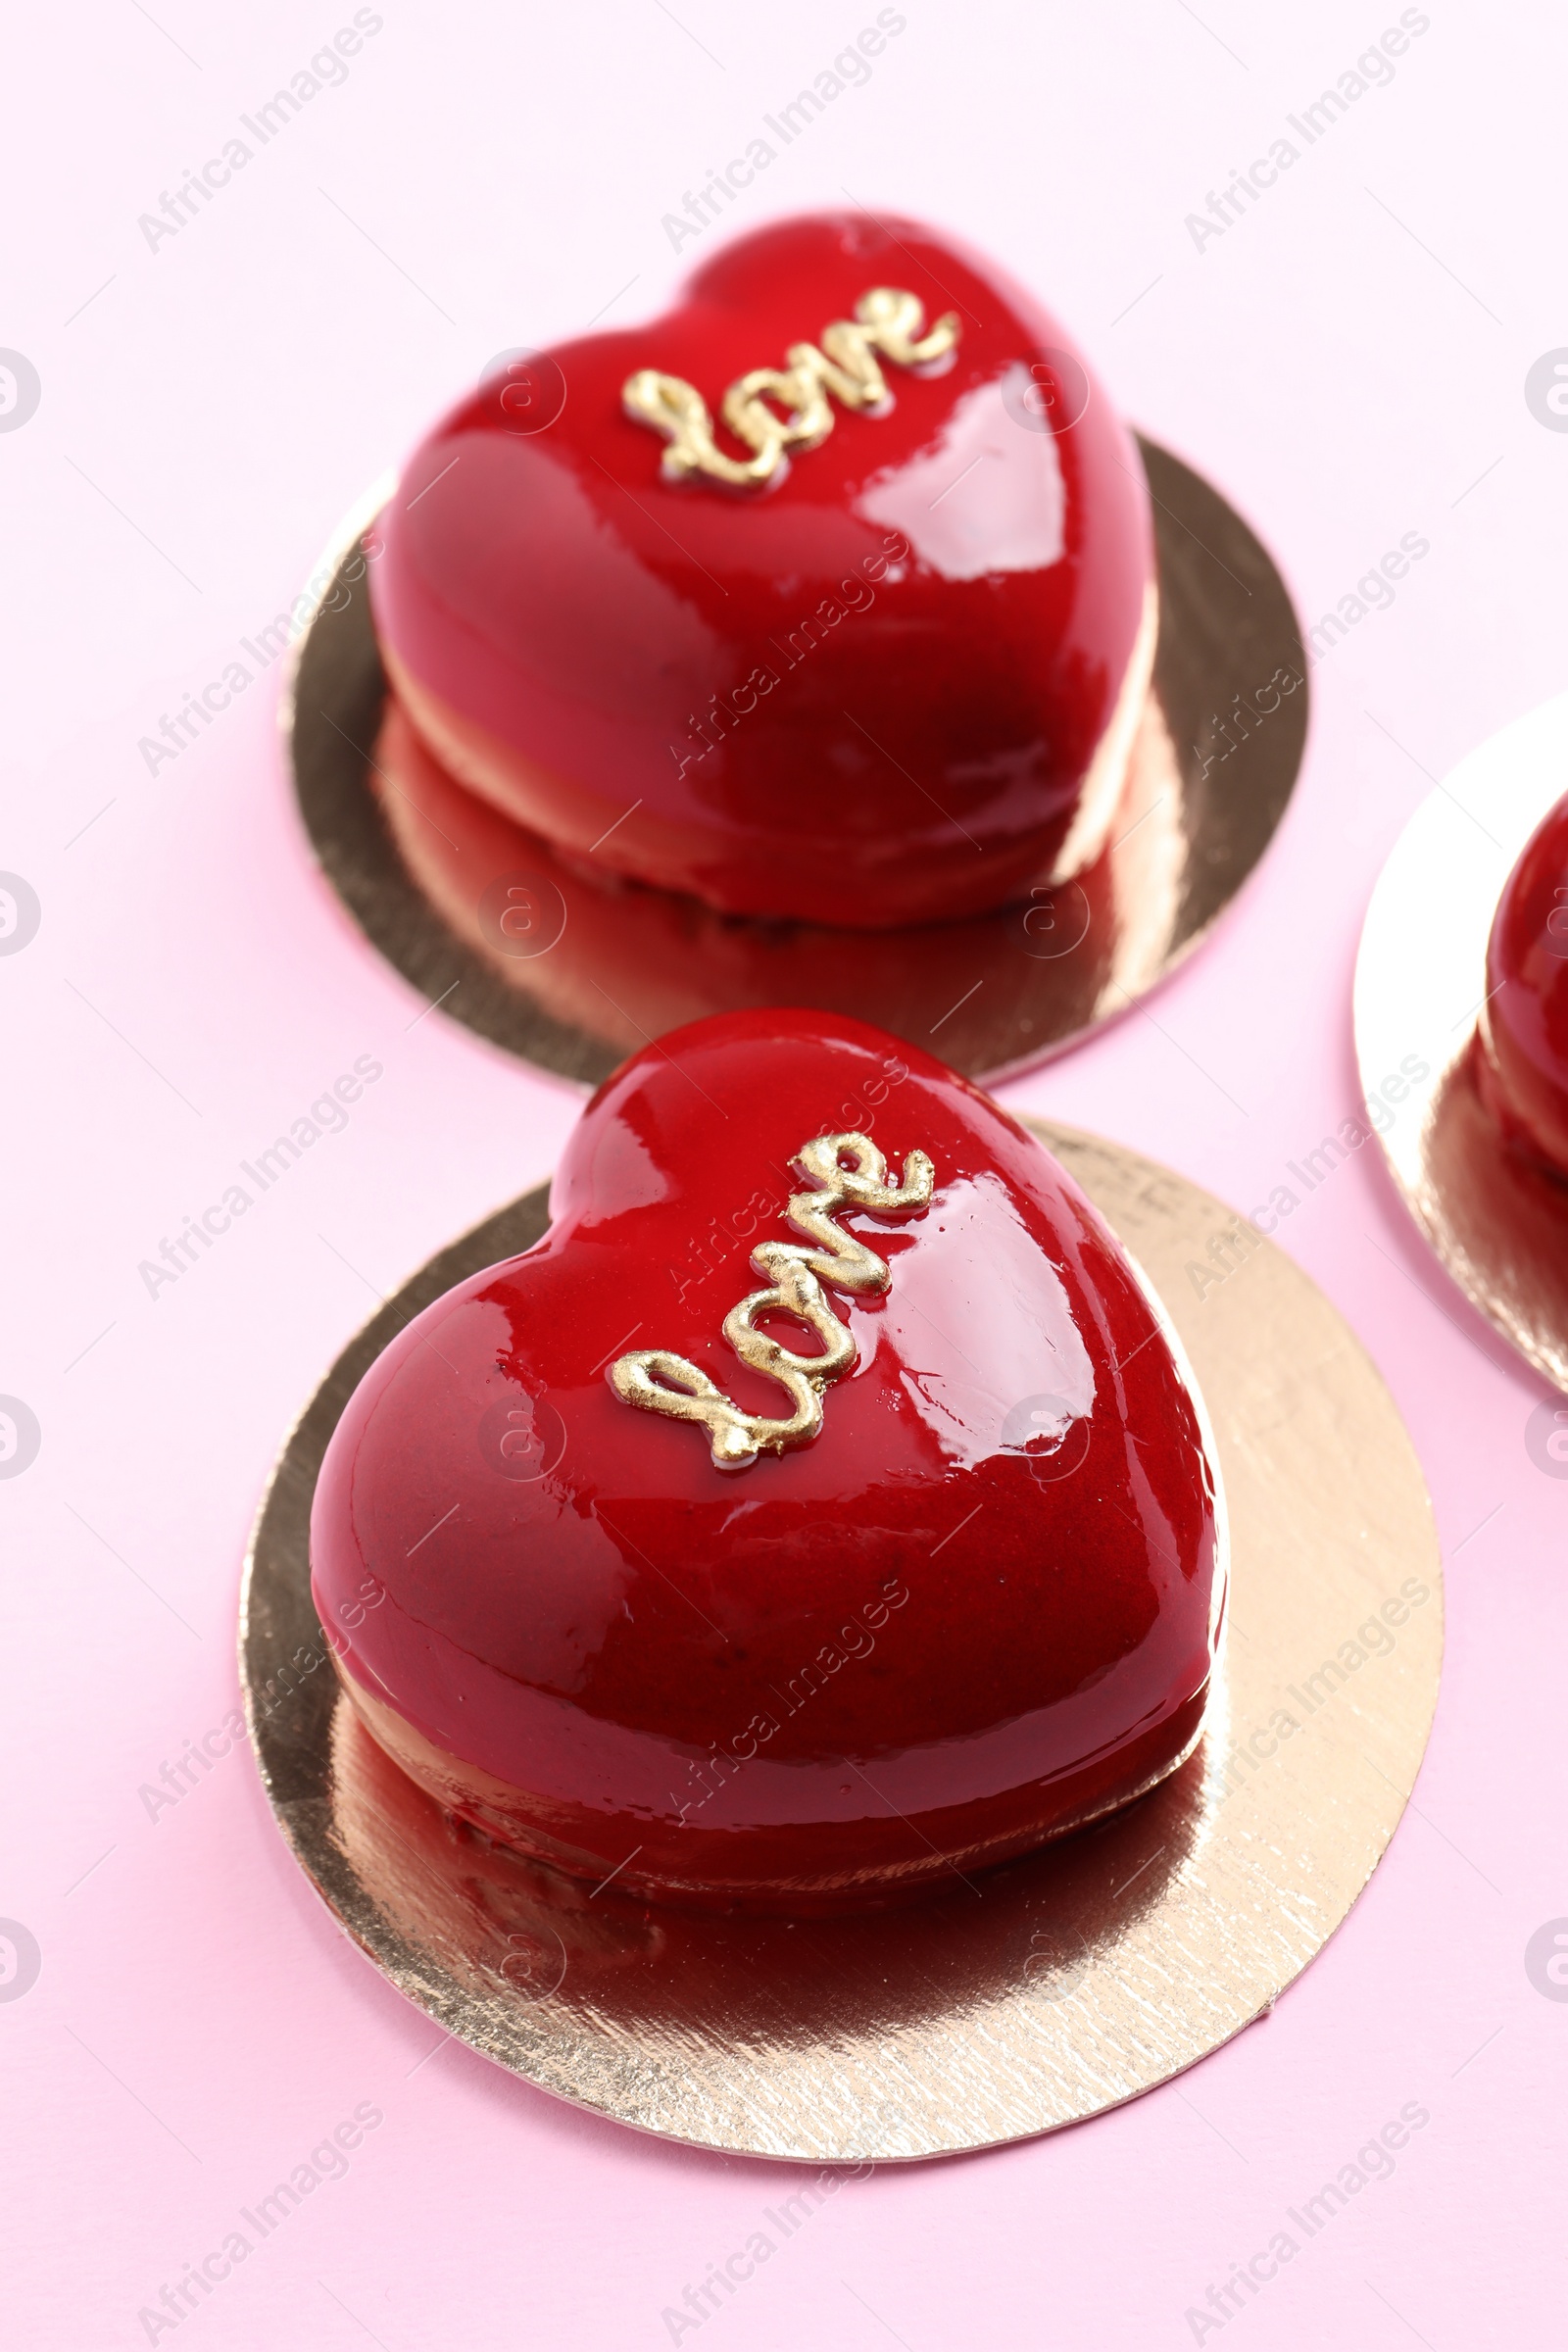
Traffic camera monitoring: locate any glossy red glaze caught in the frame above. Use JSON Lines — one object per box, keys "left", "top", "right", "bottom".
{"left": 309, "top": 1010, "right": 1223, "bottom": 1911}
{"left": 370, "top": 212, "right": 1153, "bottom": 930}
{"left": 1478, "top": 790, "right": 1568, "bottom": 1177}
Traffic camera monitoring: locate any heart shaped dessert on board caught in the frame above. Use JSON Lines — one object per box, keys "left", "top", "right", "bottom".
{"left": 369, "top": 212, "right": 1154, "bottom": 930}
{"left": 1475, "top": 787, "right": 1568, "bottom": 1177}
{"left": 310, "top": 1009, "right": 1224, "bottom": 1911}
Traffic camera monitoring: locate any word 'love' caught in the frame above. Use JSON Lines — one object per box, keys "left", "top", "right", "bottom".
{"left": 622, "top": 287, "right": 959, "bottom": 490}
{"left": 610, "top": 1131, "right": 934, "bottom": 1466}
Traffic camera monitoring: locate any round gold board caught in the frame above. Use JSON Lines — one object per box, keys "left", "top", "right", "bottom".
{"left": 239, "top": 1120, "right": 1441, "bottom": 2162}
{"left": 1353, "top": 690, "right": 1568, "bottom": 1391}
{"left": 282, "top": 441, "right": 1308, "bottom": 1088}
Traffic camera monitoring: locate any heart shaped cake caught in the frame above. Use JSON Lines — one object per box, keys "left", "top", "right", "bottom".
{"left": 369, "top": 212, "right": 1154, "bottom": 930}
{"left": 1476, "top": 789, "right": 1568, "bottom": 1177}
{"left": 310, "top": 1010, "right": 1224, "bottom": 1911}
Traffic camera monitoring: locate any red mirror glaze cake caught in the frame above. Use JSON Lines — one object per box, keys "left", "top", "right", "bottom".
{"left": 369, "top": 213, "right": 1154, "bottom": 931}
{"left": 309, "top": 1010, "right": 1224, "bottom": 1912}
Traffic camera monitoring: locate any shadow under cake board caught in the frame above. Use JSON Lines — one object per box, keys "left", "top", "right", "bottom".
{"left": 240, "top": 1120, "right": 1440, "bottom": 2164}
{"left": 283, "top": 439, "right": 1308, "bottom": 1088}
{"left": 1354, "top": 691, "right": 1568, "bottom": 1393}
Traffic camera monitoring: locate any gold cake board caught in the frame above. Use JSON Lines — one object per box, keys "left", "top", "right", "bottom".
{"left": 1354, "top": 691, "right": 1568, "bottom": 1392}
{"left": 240, "top": 1121, "right": 1441, "bottom": 2162}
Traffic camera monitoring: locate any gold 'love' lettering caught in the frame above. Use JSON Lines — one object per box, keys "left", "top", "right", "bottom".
{"left": 622, "top": 287, "right": 960, "bottom": 491}
{"left": 610, "top": 1131, "right": 935, "bottom": 1467}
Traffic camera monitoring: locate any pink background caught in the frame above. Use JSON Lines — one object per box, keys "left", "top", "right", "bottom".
{"left": 3, "top": 2, "right": 1564, "bottom": 2343}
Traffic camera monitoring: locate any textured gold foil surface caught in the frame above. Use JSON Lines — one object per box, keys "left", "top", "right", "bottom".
{"left": 282, "top": 441, "right": 1307, "bottom": 1088}
{"left": 239, "top": 1124, "right": 1441, "bottom": 2161}
{"left": 1354, "top": 702, "right": 1568, "bottom": 1392}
